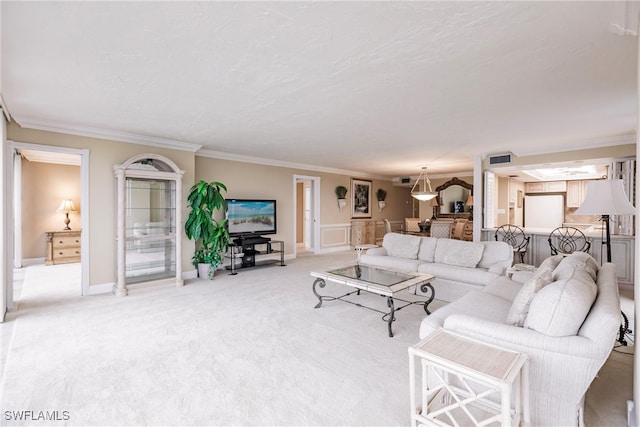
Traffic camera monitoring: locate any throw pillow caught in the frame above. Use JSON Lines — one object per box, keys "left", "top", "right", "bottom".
{"left": 434, "top": 239, "right": 485, "bottom": 268}
{"left": 382, "top": 233, "right": 421, "bottom": 259}
{"left": 552, "top": 251, "right": 598, "bottom": 281}
{"left": 506, "top": 269, "right": 553, "bottom": 326}
{"left": 524, "top": 270, "right": 597, "bottom": 337}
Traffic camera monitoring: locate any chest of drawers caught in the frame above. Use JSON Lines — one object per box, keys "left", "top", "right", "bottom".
{"left": 45, "top": 230, "right": 81, "bottom": 265}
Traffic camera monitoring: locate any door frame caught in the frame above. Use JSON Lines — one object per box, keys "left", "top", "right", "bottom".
{"left": 293, "top": 175, "right": 320, "bottom": 256}
{"left": 6, "top": 140, "right": 90, "bottom": 309}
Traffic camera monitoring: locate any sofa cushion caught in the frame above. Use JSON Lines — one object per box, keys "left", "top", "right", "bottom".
{"left": 382, "top": 233, "right": 421, "bottom": 259}
{"left": 477, "top": 241, "right": 513, "bottom": 270}
{"left": 482, "top": 276, "right": 524, "bottom": 302}
{"left": 434, "top": 238, "right": 485, "bottom": 268}
{"left": 506, "top": 269, "right": 553, "bottom": 326}
{"left": 505, "top": 255, "right": 563, "bottom": 326}
{"left": 417, "top": 237, "right": 438, "bottom": 262}
{"left": 418, "top": 262, "right": 499, "bottom": 287}
{"left": 419, "top": 290, "right": 512, "bottom": 338}
{"left": 524, "top": 269, "right": 597, "bottom": 337}
{"left": 359, "top": 254, "right": 422, "bottom": 272}
{"left": 553, "top": 251, "right": 599, "bottom": 281}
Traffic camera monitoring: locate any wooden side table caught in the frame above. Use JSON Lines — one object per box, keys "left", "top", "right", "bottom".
{"left": 408, "top": 329, "right": 529, "bottom": 427}
{"left": 45, "top": 230, "right": 81, "bottom": 265}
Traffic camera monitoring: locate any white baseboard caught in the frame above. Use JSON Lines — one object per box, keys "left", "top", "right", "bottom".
{"left": 316, "top": 245, "right": 352, "bottom": 254}
{"left": 21, "top": 257, "right": 45, "bottom": 267}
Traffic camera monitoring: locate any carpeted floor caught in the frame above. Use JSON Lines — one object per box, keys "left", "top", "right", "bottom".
{"left": 0, "top": 251, "right": 633, "bottom": 426}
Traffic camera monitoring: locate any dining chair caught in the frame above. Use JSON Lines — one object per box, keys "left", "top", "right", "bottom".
{"left": 495, "top": 224, "right": 530, "bottom": 263}
{"left": 430, "top": 220, "right": 452, "bottom": 238}
{"left": 383, "top": 219, "right": 393, "bottom": 234}
{"left": 452, "top": 219, "right": 467, "bottom": 240}
{"left": 548, "top": 226, "right": 591, "bottom": 256}
{"left": 404, "top": 218, "right": 421, "bottom": 233}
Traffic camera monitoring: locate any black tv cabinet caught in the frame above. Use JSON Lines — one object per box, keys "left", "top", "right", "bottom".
{"left": 226, "top": 239, "right": 285, "bottom": 274}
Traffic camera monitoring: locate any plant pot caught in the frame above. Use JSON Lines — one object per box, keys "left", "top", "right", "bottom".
{"left": 197, "top": 263, "right": 214, "bottom": 280}
{"left": 338, "top": 198, "right": 347, "bottom": 211}
{"left": 377, "top": 201, "right": 386, "bottom": 212}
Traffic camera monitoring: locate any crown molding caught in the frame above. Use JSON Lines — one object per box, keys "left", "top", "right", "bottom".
{"left": 16, "top": 118, "right": 202, "bottom": 152}
{"left": 197, "top": 148, "right": 390, "bottom": 181}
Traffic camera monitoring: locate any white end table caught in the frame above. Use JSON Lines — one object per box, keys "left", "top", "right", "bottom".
{"left": 409, "top": 329, "right": 530, "bottom": 426}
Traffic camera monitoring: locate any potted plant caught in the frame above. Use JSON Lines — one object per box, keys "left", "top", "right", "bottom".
{"left": 185, "top": 180, "right": 230, "bottom": 279}
{"left": 336, "top": 185, "right": 348, "bottom": 211}
{"left": 376, "top": 188, "right": 387, "bottom": 212}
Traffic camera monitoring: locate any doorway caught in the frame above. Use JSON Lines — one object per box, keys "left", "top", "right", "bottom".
{"left": 293, "top": 175, "right": 320, "bottom": 256}
{"left": 6, "top": 141, "right": 89, "bottom": 314}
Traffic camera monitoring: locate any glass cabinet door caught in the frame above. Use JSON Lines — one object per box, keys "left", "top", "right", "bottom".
{"left": 125, "top": 178, "right": 176, "bottom": 284}
{"left": 114, "top": 154, "right": 184, "bottom": 296}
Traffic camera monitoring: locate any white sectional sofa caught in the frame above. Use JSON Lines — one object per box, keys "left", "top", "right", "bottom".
{"left": 359, "top": 232, "right": 513, "bottom": 302}
{"left": 419, "top": 251, "right": 620, "bottom": 426}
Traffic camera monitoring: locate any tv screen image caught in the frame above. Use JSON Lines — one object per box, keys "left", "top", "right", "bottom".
{"left": 226, "top": 199, "right": 277, "bottom": 236}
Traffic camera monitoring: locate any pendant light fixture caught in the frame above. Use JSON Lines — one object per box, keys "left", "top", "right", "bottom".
{"left": 411, "top": 167, "right": 437, "bottom": 201}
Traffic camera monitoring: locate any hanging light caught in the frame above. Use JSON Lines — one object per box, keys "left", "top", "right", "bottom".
{"left": 411, "top": 167, "right": 437, "bottom": 201}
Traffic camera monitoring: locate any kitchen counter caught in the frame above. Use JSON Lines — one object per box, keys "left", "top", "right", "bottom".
{"left": 481, "top": 227, "right": 635, "bottom": 285}
{"left": 482, "top": 226, "right": 634, "bottom": 239}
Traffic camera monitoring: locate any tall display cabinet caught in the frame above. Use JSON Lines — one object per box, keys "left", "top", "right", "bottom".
{"left": 114, "top": 154, "right": 184, "bottom": 296}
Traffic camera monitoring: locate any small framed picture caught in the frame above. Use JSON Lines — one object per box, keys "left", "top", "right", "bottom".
{"left": 351, "top": 178, "right": 372, "bottom": 218}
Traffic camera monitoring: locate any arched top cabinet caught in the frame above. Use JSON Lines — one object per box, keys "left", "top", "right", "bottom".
{"left": 113, "top": 154, "right": 185, "bottom": 296}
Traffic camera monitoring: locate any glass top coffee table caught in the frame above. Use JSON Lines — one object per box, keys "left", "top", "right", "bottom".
{"left": 310, "top": 264, "right": 435, "bottom": 337}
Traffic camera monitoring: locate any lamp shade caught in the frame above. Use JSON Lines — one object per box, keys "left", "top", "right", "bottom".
{"left": 429, "top": 198, "right": 439, "bottom": 207}
{"left": 574, "top": 179, "right": 635, "bottom": 215}
{"left": 57, "top": 199, "right": 77, "bottom": 213}
{"left": 465, "top": 195, "right": 474, "bottom": 206}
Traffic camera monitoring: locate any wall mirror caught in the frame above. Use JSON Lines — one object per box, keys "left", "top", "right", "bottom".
{"left": 435, "top": 177, "right": 473, "bottom": 219}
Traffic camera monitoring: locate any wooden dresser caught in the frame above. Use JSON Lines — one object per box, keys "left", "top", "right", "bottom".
{"left": 45, "top": 230, "right": 81, "bottom": 265}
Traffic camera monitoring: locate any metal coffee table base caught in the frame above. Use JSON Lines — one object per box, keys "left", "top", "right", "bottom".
{"left": 313, "top": 278, "right": 435, "bottom": 337}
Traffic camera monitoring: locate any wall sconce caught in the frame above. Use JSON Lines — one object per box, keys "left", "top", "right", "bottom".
{"left": 335, "top": 185, "right": 348, "bottom": 212}
{"left": 376, "top": 188, "right": 387, "bottom": 212}
{"left": 57, "top": 198, "right": 77, "bottom": 230}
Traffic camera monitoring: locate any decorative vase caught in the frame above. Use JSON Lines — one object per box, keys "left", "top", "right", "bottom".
{"left": 377, "top": 201, "right": 386, "bottom": 212}
{"left": 338, "top": 198, "right": 347, "bottom": 211}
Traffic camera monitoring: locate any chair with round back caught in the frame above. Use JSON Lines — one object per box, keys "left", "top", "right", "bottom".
{"left": 495, "top": 224, "right": 530, "bottom": 263}
{"left": 548, "top": 226, "right": 591, "bottom": 256}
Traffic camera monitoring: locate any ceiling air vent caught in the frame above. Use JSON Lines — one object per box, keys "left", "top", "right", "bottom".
{"left": 488, "top": 153, "right": 512, "bottom": 165}
{"left": 401, "top": 177, "right": 411, "bottom": 184}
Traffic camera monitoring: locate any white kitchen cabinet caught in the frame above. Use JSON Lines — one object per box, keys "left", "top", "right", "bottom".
{"left": 566, "top": 180, "right": 590, "bottom": 208}
{"left": 525, "top": 181, "right": 567, "bottom": 193}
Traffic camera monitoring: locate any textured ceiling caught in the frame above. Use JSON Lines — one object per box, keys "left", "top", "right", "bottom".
{"left": 1, "top": 1, "right": 638, "bottom": 179}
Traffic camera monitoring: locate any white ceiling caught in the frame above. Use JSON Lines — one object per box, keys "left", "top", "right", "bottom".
{"left": 1, "top": 1, "right": 638, "bottom": 179}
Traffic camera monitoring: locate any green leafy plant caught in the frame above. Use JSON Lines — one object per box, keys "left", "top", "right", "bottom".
{"left": 335, "top": 185, "right": 348, "bottom": 199}
{"left": 376, "top": 188, "right": 387, "bottom": 202}
{"left": 185, "top": 180, "right": 230, "bottom": 277}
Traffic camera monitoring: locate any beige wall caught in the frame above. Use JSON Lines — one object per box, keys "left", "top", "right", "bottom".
{"left": 21, "top": 159, "right": 80, "bottom": 259}
{"left": 194, "top": 156, "right": 414, "bottom": 250}
{"left": 8, "top": 124, "right": 196, "bottom": 288}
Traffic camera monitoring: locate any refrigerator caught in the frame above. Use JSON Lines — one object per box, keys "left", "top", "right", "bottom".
{"left": 524, "top": 195, "right": 564, "bottom": 228}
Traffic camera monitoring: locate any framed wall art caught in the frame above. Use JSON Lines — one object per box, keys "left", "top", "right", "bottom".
{"left": 351, "top": 178, "right": 372, "bottom": 218}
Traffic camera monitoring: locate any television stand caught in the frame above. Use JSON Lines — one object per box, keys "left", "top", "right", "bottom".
{"left": 225, "top": 239, "right": 285, "bottom": 274}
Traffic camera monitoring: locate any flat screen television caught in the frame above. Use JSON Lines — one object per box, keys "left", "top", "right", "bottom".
{"left": 225, "top": 199, "right": 277, "bottom": 237}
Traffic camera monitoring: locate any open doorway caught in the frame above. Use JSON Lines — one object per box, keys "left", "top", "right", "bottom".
{"left": 293, "top": 175, "right": 320, "bottom": 256}
{"left": 7, "top": 141, "right": 89, "bottom": 313}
